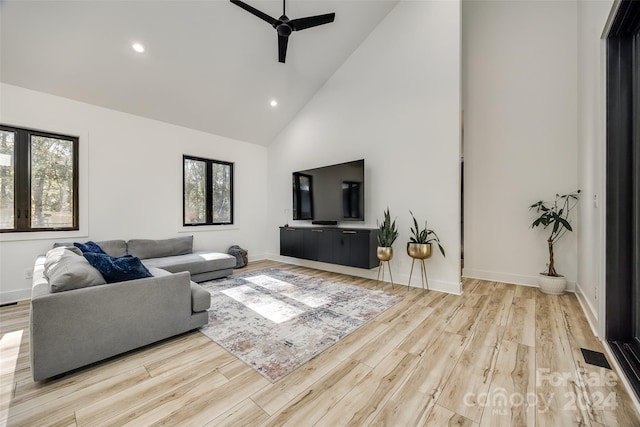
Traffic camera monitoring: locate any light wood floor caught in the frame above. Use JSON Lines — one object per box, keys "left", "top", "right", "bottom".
{"left": 1, "top": 260, "right": 639, "bottom": 426}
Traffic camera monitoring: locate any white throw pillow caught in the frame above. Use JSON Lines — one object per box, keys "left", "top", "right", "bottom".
{"left": 44, "top": 248, "right": 106, "bottom": 292}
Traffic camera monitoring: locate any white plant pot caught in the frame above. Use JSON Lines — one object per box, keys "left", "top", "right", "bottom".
{"left": 537, "top": 274, "right": 567, "bottom": 295}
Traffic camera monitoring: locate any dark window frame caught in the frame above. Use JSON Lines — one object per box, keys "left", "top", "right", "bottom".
{"left": 0, "top": 124, "right": 79, "bottom": 233}
{"left": 183, "top": 155, "right": 234, "bottom": 226}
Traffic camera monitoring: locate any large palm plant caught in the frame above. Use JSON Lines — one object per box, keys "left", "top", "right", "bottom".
{"left": 529, "top": 190, "right": 580, "bottom": 276}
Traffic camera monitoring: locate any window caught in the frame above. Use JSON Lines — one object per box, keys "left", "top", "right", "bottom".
{"left": 183, "top": 155, "right": 233, "bottom": 226}
{"left": 0, "top": 125, "right": 79, "bottom": 232}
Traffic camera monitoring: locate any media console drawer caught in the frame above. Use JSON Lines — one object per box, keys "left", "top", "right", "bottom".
{"left": 279, "top": 227, "right": 379, "bottom": 269}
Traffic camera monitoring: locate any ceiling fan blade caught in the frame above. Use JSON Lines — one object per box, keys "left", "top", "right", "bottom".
{"left": 230, "top": 0, "right": 278, "bottom": 26}
{"left": 278, "top": 34, "right": 289, "bottom": 63}
{"left": 290, "top": 13, "right": 335, "bottom": 31}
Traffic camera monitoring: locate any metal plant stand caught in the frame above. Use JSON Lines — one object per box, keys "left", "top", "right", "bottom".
{"left": 406, "top": 243, "right": 432, "bottom": 292}
{"left": 408, "top": 257, "right": 429, "bottom": 291}
{"left": 376, "top": 259, "right": 394, "bottom": 289}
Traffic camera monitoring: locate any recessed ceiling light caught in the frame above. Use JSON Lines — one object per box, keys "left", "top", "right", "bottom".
{"left": 132, "top": 43, "right": 145, "bottom": 53}
{"left": 270, "top": 100, "right": 278, "bottom": 107}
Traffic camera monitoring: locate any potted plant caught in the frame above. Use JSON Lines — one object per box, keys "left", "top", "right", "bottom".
{"left": 529, "top": 190, "right": 581, "bottom": 294}
{"left": 407, "top": 210, "right": 446, "bottom": 259}
{"left": 376, "top": 207, "right": 398, "bottom": 261}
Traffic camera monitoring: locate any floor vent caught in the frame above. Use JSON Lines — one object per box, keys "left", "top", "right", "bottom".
{"left": 0, "top": 301, "right": 18, "bottom": 308}
{"left": 581, "top": 348, "right": 612, "bottom": 369}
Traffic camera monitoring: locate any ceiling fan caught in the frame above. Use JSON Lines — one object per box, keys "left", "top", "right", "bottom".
{"left": 230, "top": 0, "right": 335, "bottom": 63}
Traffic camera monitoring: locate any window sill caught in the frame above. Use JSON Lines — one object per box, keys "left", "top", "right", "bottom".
{"left": 178, "top": 225, "right": 239, "bottom": 233}
{"left": 0, "top": 229, "right": 88, "bottom": 242}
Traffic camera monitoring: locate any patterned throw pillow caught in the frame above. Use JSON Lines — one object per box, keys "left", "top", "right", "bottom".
{"left": 83, "top": 253, "right": 152, "bottom": 283}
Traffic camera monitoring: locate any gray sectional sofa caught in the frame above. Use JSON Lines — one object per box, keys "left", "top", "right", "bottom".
{"left": 30, "top": 236, "right": 237, "bottom": 381}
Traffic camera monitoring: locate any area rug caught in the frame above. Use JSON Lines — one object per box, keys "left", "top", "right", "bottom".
{"left": 199, "top": 269, "right": 403, "bottom": 382}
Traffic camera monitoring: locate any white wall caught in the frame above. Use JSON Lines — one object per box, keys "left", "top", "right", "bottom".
{"left": 462, "top": 0, "right": 579, "bottom": 289}
{"left": 0, "top": 83, "right": 268, "bottom": 303}
{"left": 267, "top": 0, "right": 462, "bottom": 293}
{"left": 576, "top": 0, "right": 613, "bottom": 336}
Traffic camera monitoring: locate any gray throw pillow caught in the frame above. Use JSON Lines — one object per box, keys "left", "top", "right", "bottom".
{"left": 45, "top": 248, "right": 107, "bottom": 292}
{"left": 44, "top": 246, "right": 83, "bottom": 278}
{"left": 127, "top": 235, "right": 193, "bottom": 259}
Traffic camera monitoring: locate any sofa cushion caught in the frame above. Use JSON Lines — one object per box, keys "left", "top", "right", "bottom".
{"left": 141, "top": 251, "right": 236, "bottom": 275}
{"left": 96, "top": 240, "right": 128, "bottom": 257}
{"left": 54, "top": 240, "right": 127, "bottom": 257}
{"left": 44, "top": 248, "right": 107, "bottom": 292}
{"left": 74, "top": 241, "right": 107, "bottom": 254}
{"left": 148, "top": 267, "right": 210, "bottom": 312}
{"left": 127, "top": 236, "right": 193, "bottom": 260}
{"left": 83, "top": 253, "right": 153, "bottom": 283}
{"left": 190, "top": 282, "right": 211, "bottom": 312}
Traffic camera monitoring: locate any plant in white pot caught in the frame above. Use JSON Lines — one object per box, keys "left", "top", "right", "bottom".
{"left": 529, "top": 190, "right": 581, "bottom": 294}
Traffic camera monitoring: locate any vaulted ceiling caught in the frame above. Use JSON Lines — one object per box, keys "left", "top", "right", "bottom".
{"left": 0, "top": 0, "right": 398, "bottom": 145}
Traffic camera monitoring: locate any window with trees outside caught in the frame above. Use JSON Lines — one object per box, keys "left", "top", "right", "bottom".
{"left": 0, "top": 125, "right": 79, "bottom": 232}
{"left": 183, "top": 155, "right": 233, "bottom": 226}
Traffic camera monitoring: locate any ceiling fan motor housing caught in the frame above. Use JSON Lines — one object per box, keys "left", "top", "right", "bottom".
{"left": 230, "top": 0, "right": 335, "bottom": 63}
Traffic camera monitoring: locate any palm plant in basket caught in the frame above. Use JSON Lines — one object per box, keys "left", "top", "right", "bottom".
{"left": 529, "top": 190, "right": 580, "bottom": 294}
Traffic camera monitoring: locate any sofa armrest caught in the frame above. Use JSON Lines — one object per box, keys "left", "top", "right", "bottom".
{"left": 30, "top": 270, "right": 192, "bottom": 381}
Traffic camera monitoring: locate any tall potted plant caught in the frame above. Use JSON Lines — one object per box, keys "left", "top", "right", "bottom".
{"left": 529, "top": 190, "right": 580, "bottom": 294}
{"left": 407, "top": 210, "right": 446, "bottom": 259}
{"left": 376, "top": 207, "right": 398, "bottom": 261}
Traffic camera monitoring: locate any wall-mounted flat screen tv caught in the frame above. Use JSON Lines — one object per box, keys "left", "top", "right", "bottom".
{"left": 292, "top": 159, "right": 365, "bottom": 222}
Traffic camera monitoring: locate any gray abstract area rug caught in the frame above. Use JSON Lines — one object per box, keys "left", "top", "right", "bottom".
{"left": 199, "top": 269, "right": 403, "bottom": 382}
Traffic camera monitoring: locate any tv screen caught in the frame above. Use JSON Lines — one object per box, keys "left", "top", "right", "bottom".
{"left": 292, "top": 159, "right": 365, "bottom": 222}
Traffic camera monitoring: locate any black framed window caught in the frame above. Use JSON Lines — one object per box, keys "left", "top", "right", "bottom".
{"left": 183, "top": 155, "right": 233, "bottom": 226}
{"left": 0, "top": 125, "right": 79, "bottom": 232}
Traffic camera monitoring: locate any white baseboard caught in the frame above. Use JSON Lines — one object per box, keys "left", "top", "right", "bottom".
{"left": 462, "top": 268, "right": 576, "bottom": 292}
{"left": 266, "top": 254, "right": 462, "bottom": 295}
{"left": 0, "top": 289, "right": 31, "bottom": 305}
{"left": 574, "top": 281, "right": 600, "bottom": 338}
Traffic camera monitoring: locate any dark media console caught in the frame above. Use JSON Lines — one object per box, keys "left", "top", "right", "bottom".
{"left": 279, "top": 227, "right": 379, "bottom": 269}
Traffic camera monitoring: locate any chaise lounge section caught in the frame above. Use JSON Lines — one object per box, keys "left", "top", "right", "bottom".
{"left": 30, "top": 236, "right": 236, "bottom": 381}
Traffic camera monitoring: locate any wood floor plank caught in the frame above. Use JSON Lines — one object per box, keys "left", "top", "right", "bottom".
{"left": 259, "top": 358, "right": 371, "bottom": 427}
{"left": 479, "top": 339, "right": 535, "bottom": 427}
{"left": 438, "top": 320, "right": 504, "bottom": 423}
{"left": 74, "top": 356, "right": 225, "bottom": 425}
{"left": 504, "top": 297, "right": 536, "bottom": 347}
{"left": 397, "top": 293, "right": 459, "bottom": 356}
{"left": 425, "top": 404, "right": 479, "bottom": 427}
{"left": 250, "top": 319, "right": 388, "bottom": 415}
{"left": 369, "top": 331, "right": 468, "bottom": 426}
{"left": 445, "top": 293, "right": 489, "bottom": 337}
{"left": 535, "top": 292, "right": 590, "bottom": 427}
{"left": 479, "top": 283, "right": 515, "bottom": 327}
{"left": 137, "top": 368, "right": 268, "bottom": 426}
{"left": 6, "top": 366, "right": 150, "bottom": 426}
{"left": 205, "top": 398, "right": 269, "bottom": 427}
{"left": 313, "top": 349, "right": 419, "bottom": 427}
{"left": 1, "top": 261, "right": 638, "bottom": 426}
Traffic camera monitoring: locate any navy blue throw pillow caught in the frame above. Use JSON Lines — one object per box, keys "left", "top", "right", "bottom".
{"left": 83, "top": 253, "right": 152, "bottom": 283}
{"left": 74, "top": 241, "right": 107, "bottom": 255}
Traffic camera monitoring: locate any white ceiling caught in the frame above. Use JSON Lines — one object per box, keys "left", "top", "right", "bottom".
{"left": 0, "top": 0, "right": 398, "bottom": 145}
